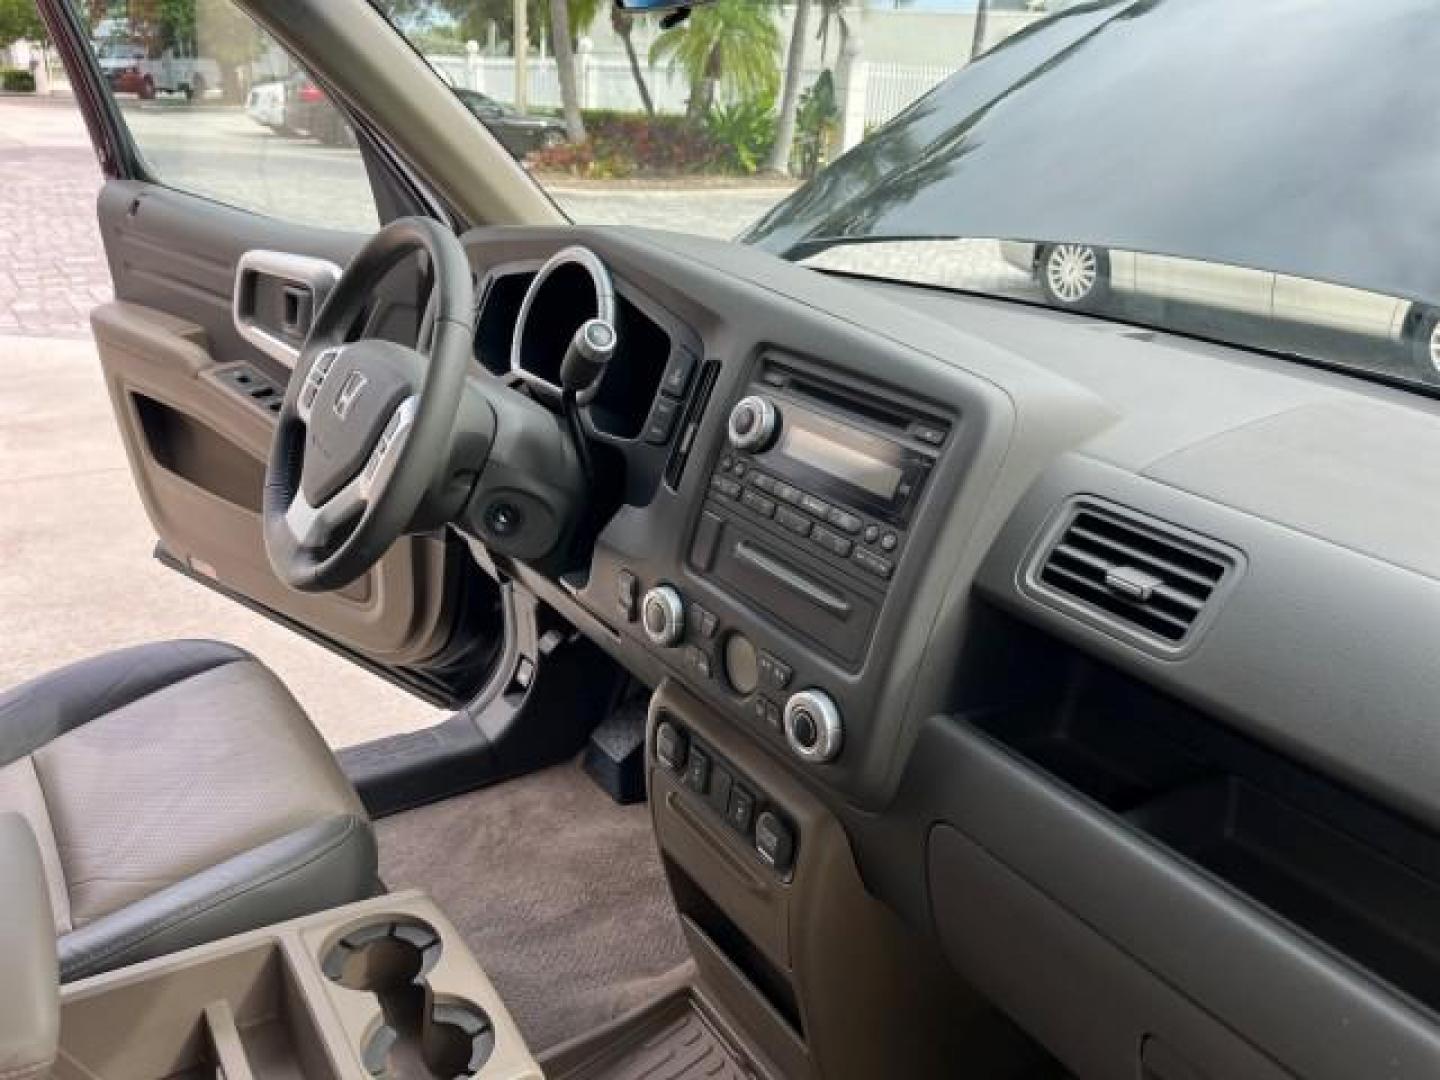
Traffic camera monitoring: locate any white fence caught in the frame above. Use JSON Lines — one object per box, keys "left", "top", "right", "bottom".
{"left": 425, "top": 52, "right": 961, "bottom": 131}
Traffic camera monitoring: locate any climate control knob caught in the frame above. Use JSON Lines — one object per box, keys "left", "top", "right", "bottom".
{"left": 783, "top": 689, "right": 843, "bottom": 763}
{"left": 641, "top": 585, "right": 686, "bottom": 647}
{"left": 728, "top": 395, "right": 779, "bottom": 452}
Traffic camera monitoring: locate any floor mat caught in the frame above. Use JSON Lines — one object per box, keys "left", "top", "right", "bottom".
{"left": 375, "top": 760, "right": 690, "bottom": 1052}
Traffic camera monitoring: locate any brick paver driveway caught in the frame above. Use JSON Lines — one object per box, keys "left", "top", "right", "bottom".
{"left": 0, "top": 99, "right": 111, "bottom": 338}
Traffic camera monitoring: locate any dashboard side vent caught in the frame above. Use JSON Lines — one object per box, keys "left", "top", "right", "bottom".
{"left": 1032, "top": 503, "right": 1234, "bottom": 649}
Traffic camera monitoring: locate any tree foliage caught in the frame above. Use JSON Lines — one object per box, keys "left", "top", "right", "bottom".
{"left": 0, "top": 0, "right": 48, "bottom": 47}
{"left": 650, "top": 0, "right": 780, "bottom": 120}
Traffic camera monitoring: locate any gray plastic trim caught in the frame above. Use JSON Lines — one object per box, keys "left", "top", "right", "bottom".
{"left": 233, "top": 249, "right": 343, "bottom": 369}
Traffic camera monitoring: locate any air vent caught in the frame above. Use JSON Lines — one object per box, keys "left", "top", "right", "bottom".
{"left": 1033, "top": 503, "right": 1234, "bottom": 649}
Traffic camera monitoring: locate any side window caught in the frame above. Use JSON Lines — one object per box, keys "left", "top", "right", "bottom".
{"left": 77, "top": 0, "right": 379, "bottom": 232}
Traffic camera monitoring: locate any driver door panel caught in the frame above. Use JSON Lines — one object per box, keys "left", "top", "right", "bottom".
{"left": 92, "top": 180, "right": 456, "bottom": 669}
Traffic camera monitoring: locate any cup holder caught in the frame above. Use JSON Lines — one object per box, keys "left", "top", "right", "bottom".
{"left": 321, "top": 919, "right": 495, "bottom": 1080}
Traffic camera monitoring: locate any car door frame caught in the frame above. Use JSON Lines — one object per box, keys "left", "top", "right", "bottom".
{"left": 34, "top": 0, "right": 504, "bottom": 709}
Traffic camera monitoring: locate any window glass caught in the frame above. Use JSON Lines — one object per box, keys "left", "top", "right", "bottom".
{"left": 368, "top": 0, "right": 1029, "bottom": 240}
{"left": 79, "top": 0, "right": 379, "bottom": 232}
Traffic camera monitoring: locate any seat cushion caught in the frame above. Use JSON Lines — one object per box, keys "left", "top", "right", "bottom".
{"left": 0, "top": 640, "right": 378, "bottom": 981}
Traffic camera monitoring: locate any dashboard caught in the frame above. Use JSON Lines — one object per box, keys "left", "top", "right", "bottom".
{"left": 456, "top": 224, "right": 1440, "bottom": 1078}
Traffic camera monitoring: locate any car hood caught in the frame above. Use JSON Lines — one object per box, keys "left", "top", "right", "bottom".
{"left": 744, "top": 0, "right": 1440, "bottom": 308}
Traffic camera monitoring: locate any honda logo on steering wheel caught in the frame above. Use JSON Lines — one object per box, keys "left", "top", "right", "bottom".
{"left": 333, "top": 371, "right": 368, "bottom": 420}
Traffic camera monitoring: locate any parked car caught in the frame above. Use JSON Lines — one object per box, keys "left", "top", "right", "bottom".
{"left": 244, "top": 77, "right": 288, "bottom": 131}
{"left": 281, "top": 73, "right": 356, "bottom": 147}
{"left": 96, "top": 39, "right": 219, "bottom": 101}
{"left": 1000, "top": 241, "right": 1440, "bottom": 380}
{"left": 450, "top": 88, "right": 566, "bottom": 159}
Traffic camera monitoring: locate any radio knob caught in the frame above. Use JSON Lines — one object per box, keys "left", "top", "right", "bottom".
{"left": 728, "top": 395, "right": 779, "bottom": 452}
{"left": 641, "top": 585, "right": 686, "bottom": 647}
{"left": 784, "top": 689, "right": 843, "bottom": 763}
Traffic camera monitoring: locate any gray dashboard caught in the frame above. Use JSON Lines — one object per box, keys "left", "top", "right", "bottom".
{"left": 458, "top": 224, "right": 1440, "bottom": 1076}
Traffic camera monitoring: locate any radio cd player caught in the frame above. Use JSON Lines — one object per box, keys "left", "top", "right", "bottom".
{"left": 699, "top": 368, "right": 950, "bottom": 598}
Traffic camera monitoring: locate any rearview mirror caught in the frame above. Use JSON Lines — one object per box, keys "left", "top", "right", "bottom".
{"left": 613, "top": 0, "right": 714, "bottom": 13}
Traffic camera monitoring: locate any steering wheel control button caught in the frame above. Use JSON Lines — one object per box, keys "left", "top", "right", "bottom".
{"left": 660, "top": 349, "right": 697, "bottom": 399}
{"left": 784, "top": 690, "right": 843, "bottom": 763}
{"left": 723, "top": 634, "right": 761, "bottom": 696}
{"left": 758, "top": 652, "right": 793, "bottom": 692}
{"left": 643, "top": 396, "right": 681, "bottom": 445}
{"left": 682, "top": 746, "right": 711, "bottom": 795}
{"left": 755, "top": 811, "right": 796, "bottom": 875}
{"left": 641, "top": 585, "right": 685, "bottom": 647}
{"left": 655, "top": 721, "right": 688, "bottom": 772}
{"left": 728, "top": 395, "right": 779, "bottom": 452}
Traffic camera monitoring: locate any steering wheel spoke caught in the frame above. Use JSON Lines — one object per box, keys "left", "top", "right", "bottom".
{"left": 284, "top": 476, "right": 367, "bottom": 552}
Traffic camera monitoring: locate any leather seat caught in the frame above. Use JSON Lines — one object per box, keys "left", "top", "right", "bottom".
{"left": 0, "top": 640, "right": 378, "bottom": 982}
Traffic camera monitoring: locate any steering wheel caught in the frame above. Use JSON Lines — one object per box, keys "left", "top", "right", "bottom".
{"left": 263, "top": 217, "right": 474, "bottom": 593}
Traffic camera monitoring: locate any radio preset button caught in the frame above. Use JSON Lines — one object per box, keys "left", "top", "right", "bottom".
{"left": 775, "top": 506, "right": 812, "bottom": 537}
{"left": 710, "top": 476, "right": 741, "bottom": 499}
{"left": 862, "top": 524, "right": 880, "bottom": 544}
{"left": 800, "top": 493, "right": 830, "bottom": 517}
{"left": 751, "top": 473, "right": 777, "bottom": 494}
{"left": 740, "top": 489, "right": 777, "bottom": 518}
{"left": 811, "top": 526, "right": 853, "bottom": 558}
{"left": 854, "top": 548, "right": 894, "bottom": 580}
{"left": 774, "top": 482, "right": 802, "bottom": 505}
{"left": 827, "top": 508, "right": 863, "bottom": 534}
{"left": 879, "top": 531, "right": 899, "bottom": 552}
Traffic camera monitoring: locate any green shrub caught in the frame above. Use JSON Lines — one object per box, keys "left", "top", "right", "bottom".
{"left": 704, "top": 98, "right": 777, "bottom": 175}
{"left": 529, "top": 111, "right": 729, "bottom": 178}
{"left": 1, "top": 68, "right": 36, "bottom": 93}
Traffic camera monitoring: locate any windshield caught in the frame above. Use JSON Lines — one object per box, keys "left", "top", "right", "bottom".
{"left": 373, "top": 0, "right": 1440, "bottom": 391}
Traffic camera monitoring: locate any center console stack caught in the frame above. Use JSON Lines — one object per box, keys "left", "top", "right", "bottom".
{"left": 662, "top": 351, "right": 951, "bottom": 765}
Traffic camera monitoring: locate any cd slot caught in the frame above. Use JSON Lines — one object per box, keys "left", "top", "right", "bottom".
{"left": 702, "top": 517, "right": 877, "bottom": 666}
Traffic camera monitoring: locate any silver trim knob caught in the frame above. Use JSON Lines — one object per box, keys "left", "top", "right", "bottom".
{"left": 728, "top": 395, "right": 779, "bottom": 452}
{"left": 641, "top": 585, "right": 685, "bottom": 647}
{"left": 784, "top": 689, "right": 843, "bottom": 763}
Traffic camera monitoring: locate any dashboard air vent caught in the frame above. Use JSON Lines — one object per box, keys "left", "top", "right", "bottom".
{"left": 1034, "top": 503, "right": 1233, "bottom": 648}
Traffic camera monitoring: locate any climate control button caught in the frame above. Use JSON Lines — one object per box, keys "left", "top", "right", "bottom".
{"left": 783, "top": 689, "right": 843, "bottom": 763}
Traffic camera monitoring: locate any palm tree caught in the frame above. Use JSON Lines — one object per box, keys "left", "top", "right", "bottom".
{"left": 764, "top": 0, "right": 812, "bottom": 175}
{"left": 549, "top": 0, "right": 585, "bottom": 141}
{"left": 650, "top": 0, "right": 781, "bottom": 121}
{"left": 611, "top": 6, "right": 655, "bottom": 117}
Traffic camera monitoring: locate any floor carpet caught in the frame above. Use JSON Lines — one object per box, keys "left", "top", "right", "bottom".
{"left": 375, "top": 760, "right": 691, "bottom": 1052}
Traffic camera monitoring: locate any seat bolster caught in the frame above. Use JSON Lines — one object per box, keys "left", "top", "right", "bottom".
{"left": 0, "top": 640, "right": 251, "bottom": 768}
{"left": 57, "top": 814, "right": 379, "bottom": 983}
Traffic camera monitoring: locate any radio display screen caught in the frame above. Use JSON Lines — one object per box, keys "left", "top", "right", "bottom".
{"left": 777, "top": 411, "right": 904, "bottom": 500}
